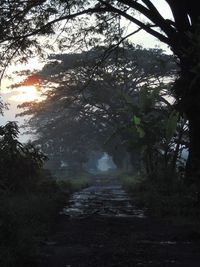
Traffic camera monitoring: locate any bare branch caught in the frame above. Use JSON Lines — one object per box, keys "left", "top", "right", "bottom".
{"left": 99, "top": 1, "right": 171, "bottom": 45}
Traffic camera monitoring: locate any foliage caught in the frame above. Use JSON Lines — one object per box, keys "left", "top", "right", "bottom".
{"left": 118, "top": 84, "right": 189, "bottom": 179}
{"left": 121, "top": 172, "right": 200, "bottom": 224}
{"left": 0, "top": 121, "right": 47, "bottom": 192}
{"left": 1, "top": 0, "right": 199, "bottom": 180}
{"left": 17, "top": 46, "right": 176, "bottom": 173}
{"left": 57, "top": 173, "right": 93, "bottom": 193}
{"left": 0, "top": 122, "right": 60, "bottom": 265}
{"left": 0, "top": 0, "right": 198, "bottom": 64}
{"left": 0, "top": 185, "right": 67, "bottom": 267}
{"left": 0, "top": 122, "right": 72, "bottom": 266}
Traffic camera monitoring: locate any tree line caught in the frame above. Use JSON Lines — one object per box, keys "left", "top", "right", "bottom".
{"left": 0, "top": 0, "right": 200, "bottom": 183}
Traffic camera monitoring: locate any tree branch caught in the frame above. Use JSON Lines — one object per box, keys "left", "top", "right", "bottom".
{"left": 165, "top": 0, "right": 191, "bottom": 32}
{"left": 117, "top": 0, "right": 176, "bottom": 41}
{"left": 99, "top": 1, "right": 171, "bottom": 45}
{"left": 2, "top": 7, "right": 110, "bottom": 43}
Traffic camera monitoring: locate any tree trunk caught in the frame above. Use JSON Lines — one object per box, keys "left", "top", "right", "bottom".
{"left": 171, "top": 121, "right": 184, "bottom": 173}
{"left": 174, "top": 64, "right": 200, "bottom": 184}
{"left": 185, "top": 112, "right": 200, "bottom": 183}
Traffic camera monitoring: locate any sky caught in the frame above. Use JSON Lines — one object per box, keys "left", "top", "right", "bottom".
{"left": 0, "top": 58, "right": 45, "bottom": 142}
{"left": 0, "top": 0, "right": 173, "bottom": 142}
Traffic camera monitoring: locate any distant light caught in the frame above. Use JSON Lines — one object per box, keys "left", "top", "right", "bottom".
{"left": 9, "top": 86, "right": 44, "bottom": 102}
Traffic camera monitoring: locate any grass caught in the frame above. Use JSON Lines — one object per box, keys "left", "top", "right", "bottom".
{"left": 120, "top": 171, "right": 200, "bottom": 227}
{"left": 0, "top": 167, "right": 96, "bottom": 267}
{"left": 56, "top": 170, "right": 94, "bottom": 193}
{"left": 0, "top": 192, "right": 63, "bottom": 266}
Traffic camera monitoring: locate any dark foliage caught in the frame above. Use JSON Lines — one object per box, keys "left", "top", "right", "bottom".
{"left": 17, "top": 46, "right": 177, "bottom": 174}
{"left": 0, "top": 0, "right": 199, "bottom": 180}
{"left": 0, "top": 121, "right": 47, "bottom": 192}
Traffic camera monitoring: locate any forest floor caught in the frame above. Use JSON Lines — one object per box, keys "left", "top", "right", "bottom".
{"left": 38, "top": 176, "right": 200, "bottom": 267}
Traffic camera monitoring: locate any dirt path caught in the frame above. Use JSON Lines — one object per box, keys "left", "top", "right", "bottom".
{"left": 38, "top": 176, "right": 200, "bottom": 267}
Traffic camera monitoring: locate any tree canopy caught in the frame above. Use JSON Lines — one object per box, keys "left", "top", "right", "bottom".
{"left": 17, "top": 45, "right": 184, "bottom": 178}
{"left": 1, "top": 0, "right": 200, "bottom": 180}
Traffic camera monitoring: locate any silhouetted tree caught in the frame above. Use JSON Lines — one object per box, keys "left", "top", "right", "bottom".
{"left": 0, "top": 0, "right": 199, "bottom": 181}
{"left": 17, "top": 46, "right": 177, "bottom": 174}
{"left": 0, "top": 121, "right": 47, "bottom": 192}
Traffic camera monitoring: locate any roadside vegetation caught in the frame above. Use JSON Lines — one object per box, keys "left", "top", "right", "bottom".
{"left": 16, "top": 45, "right": 198, "bottom": 227}
{"left": 0, "top": 122, "right": 92, "bottom": 267}
{"left": 121, "top": 171, "right": 200, "bottom": 227}
{"left": 1, "top": 1, "right": 200, "bottom": 266}
{"left": 15, "top": 45, "right": 200, "bottom": 227}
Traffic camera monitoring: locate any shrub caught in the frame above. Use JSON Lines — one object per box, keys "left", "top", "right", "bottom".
{"left": 0, "top": 122, "right": 48, "bottom": 192}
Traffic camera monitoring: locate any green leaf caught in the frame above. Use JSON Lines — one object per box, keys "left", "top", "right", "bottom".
{"left": 136, "top": 125, "right": 145, "bottom": 138}
{"left": 132, "top": 115, "right": 145, "bottom": 138}
{"left": 133, "top": 115, "right": 141, "bottom": 125}
{"left": 165, "top": 111, "right": 179, "bottom": 143}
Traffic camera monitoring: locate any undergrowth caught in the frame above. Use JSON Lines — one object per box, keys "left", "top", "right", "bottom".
{"left": 0, "top": 171, "right": 93, "bottom": 267}
{"left": 121, "top": 172, "right": 200, "bottom": 227}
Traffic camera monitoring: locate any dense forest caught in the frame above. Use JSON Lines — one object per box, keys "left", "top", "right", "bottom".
{"left": 0, "top": 1, "right": 200, "bottom": 266}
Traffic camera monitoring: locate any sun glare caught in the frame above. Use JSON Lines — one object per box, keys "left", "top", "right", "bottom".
{"left": 9, "top": 86, "right": 44, "bottom": 102}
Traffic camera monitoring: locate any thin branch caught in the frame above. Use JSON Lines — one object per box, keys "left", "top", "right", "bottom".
{"left": 99, "top": 0, "right": 171, "bottom": 45}
{"left": 2, "top": 7, "right": 110, "bottom": 43}
{"left": 102, "top": 0, "right": 174, "bottom": 44}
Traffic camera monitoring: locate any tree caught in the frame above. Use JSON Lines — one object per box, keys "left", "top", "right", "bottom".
{"left": 124, "top": 85, "right": 188, "bottom": 179}
{"left": 17, "top": 46, "right": 176, "bottom": 174}
{"left": 1, "top": 0, "right": 199, "bottom": 180}
{"left": 0, "top": 121, "right": 47, "bottom": 192}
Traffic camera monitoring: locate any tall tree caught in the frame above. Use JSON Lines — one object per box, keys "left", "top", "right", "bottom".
{"left": 17, "top": 46, "right": 176, "bottom": 174}
{"left": 0, "top": 0, "right": 199, "bottom": 180}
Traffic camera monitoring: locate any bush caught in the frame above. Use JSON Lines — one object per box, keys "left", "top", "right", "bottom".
{"left": 0, "top": 122, "right": 48, "bottom": 192}
{"left": 121, "top": 172, "right": 200, "bottom": 223}
{"left": 57, "top": 171, "right": 93, "bottom": 193}
{"left": 0, "top": 192, "right": 58, "bottom": 266}
{"left": 0, "top": 123, "right": 94, "bottom": 266}
{"left": 0, "top": 167, "right": 93, "bottom": 266}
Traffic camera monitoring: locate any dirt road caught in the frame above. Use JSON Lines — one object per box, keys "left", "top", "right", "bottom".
{"left": 39, "top": 176, "right": 200, "bottom": 267}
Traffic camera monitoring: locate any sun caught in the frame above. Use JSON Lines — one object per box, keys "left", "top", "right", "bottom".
{"left": 9, "top": 86, "right": 44, "bottom": 102}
